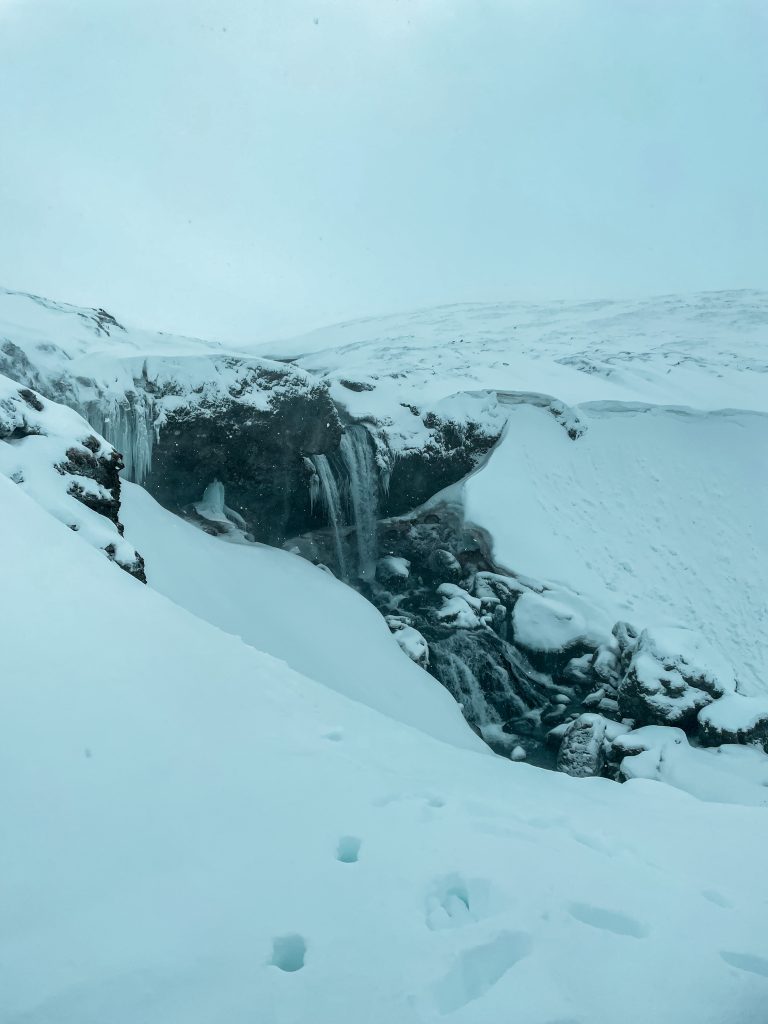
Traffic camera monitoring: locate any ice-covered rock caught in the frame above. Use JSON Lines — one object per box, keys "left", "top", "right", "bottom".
{"left": 0, "top": 375, "right": 145, "bottom": 580}
{"left": 192, "top": 479, "right": 251, "bottom": 542}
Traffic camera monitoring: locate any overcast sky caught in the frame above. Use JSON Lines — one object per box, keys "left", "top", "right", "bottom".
{"left": 0, "top": 0, "right": 766, "bottom": 342}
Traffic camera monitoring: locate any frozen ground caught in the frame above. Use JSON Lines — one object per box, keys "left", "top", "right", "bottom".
{"left": 3, "top": 475, "right": 768, "bottom": 1024}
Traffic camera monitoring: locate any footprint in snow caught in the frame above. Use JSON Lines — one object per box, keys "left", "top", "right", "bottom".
{"left": 425, "top": 875, "right": 494, "bottom": 931}
{"left": 336, "top": 835, "right": 362, "bottom": 863}
{"left": 720, "top": 951, "right": 768, "bottom": 978}
{"left": 432, "top": 931, "right": 533, "bottom": 1014}
{"left": 567, "top": 902, "right": 648, "bottom": 939}
{"left": 702, "top": 889, "right": 733, "bottom": 908}
{"left": 269, "top": 934, "right": 306, "bottom": 973}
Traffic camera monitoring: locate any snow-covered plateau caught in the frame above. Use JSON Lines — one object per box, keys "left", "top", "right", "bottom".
{"left": 1, "top": 286, "right": 767, "bottom": 1022}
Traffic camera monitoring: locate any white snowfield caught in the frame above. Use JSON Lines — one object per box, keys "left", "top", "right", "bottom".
{"left": 270, "top": 292, "right": 768, "bottom": 707}
{"left": 3, "top": 475, "right": 768, "bottom": 1024}
{"left": 2, "top": 287, "right": 768, "bottom": 1020}
{"left": 465, "top": 401, "right": 768, "bottom": 695}
{"left": 263, "top": 289, "right": 768, "bottom": 414}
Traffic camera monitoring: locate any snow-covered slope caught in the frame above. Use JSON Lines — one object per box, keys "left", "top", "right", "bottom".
{"left": 465, "top": 401, "right": 768, "bottom": 695}
{"left": 262, "top": 289, "right": 768, "bottom": 415}
{"left": 121, "top": 483, "right": 482, "bottom": 750}
{"left": 3, "top": 474, "right": 768, "bottom": 1023}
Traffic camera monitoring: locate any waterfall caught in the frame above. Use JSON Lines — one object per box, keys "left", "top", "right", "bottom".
{"left": 430, "top": 646, "right": 501, "bottom": 726}
{"left": 339, "top": 425, "right": 379, "bottom": 583}
{"left": 310, "top": 454, "right": 349, "bottom": 580}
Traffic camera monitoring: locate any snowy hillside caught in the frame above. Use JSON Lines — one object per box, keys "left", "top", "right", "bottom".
{"left": 2, "top": 285, "right": 768, "bottom": 1020}
{"left": 263, "top": 290, "right": 768, "bottom": 414}
{"left": 3, "top": 473, "right": 768, "bottom": 1024}
{"left": 465, "top": 400, "right": 768, "bottom": 694}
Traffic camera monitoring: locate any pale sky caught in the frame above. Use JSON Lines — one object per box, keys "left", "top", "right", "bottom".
{"left": 0, "top": 0, "right": 766, "bottom": 342}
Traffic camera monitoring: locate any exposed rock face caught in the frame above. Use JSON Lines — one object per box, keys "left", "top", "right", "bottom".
{"left": 382, "top": 414, "right": 500, "bottom": 516}
{"left": 144, "top": 367, "right": 342, "bottom": 545}
{"left": 0, "top": 376, "right": 145, "bottom": 580}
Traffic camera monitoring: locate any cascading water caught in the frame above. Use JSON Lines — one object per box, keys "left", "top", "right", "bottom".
{"left": 310, "top": 454, "right": 348, "bottom": 580}
{"left": 339, "top": 424, "right": 379, "bottom": 583}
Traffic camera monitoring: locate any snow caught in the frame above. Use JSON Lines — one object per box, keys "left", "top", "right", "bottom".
{"left": 0, "top": 287, "right": 321, "bottom": 485}
{"left": 700, "top": 695, "right": 768, "bottom": 733}
{"left": 2, "top": 284, "right": 768, "bottom": 1020}
{"left": 615, "top": 728, "right": 768, "bottom": 808}
{"left": 121, "top": 483, "right": 478, "bottom": 751}
{"left": 465, "top": 401, "right": 768, "bottom": 696}
{"left": 259, "top": 290, "right": 768, "bottom": 443}
{"left": 3, "top": 474, "right": 768, "bottom": 1022}
{"left": 513, "top": 592, "right": 590, "bottom": 654}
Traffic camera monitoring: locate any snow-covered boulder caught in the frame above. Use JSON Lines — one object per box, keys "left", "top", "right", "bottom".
{"left": 376, "top": 555, "right": 411, "bottom": 590}
{"left": 617, "top": 626, "right": 735, "bottom": 729}
{"left": 511, "top": 591, "right": 598, "bottom": 676}
{"left": 698, "top": 694, "right": 768, "bottom": 751}
{"left": 0, "top": 375, "right": 145, "bottom": 579}
{"left": 386, "top": 616, "right": 430, "bottom": 669}
{"left": 612, "top": 725, "right": 768, "bottom": 807}
{"left": 435, "top": 583, "right": 485, "bottom": 629}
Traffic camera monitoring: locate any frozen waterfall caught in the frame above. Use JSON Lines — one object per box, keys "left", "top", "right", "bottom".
{"left": 310, "top": 454, "right": 349, "bottom": 580}
{"left": 339, "top": 425, "right": 379, "bottom": 583}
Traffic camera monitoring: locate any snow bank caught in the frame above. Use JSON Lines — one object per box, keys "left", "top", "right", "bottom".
{"left": 121, "top": 483, "right": 481, "bottom": 750}
{"left": 3, "top": 475, "right": 768, "bottom": 1023}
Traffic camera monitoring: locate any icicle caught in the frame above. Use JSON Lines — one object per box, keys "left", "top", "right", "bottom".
{"left": 79, "top": 395, "right": 154, "bottom": 484}
{"left": 310, "top": 454, "right": 348, "bottom": 580}
{"left": 339, "top": 425, "right": 379, "bottom": 583}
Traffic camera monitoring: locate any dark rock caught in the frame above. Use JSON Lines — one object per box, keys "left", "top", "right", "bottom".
{"left": 428, "top": 548, "right": 463, "bottom": 582}
{"left": 146, "top": 371, "right": 342, "bottom": 545}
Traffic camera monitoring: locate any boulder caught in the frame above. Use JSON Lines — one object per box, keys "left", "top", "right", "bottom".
{"left": 556, "top": 713, "right": 629, "bottom": 778}
{"left": 617, "top": 626, "right": 735, "bottom": 729}
{"left": 698, "top": 695, "right": 768, "bottom": 752}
